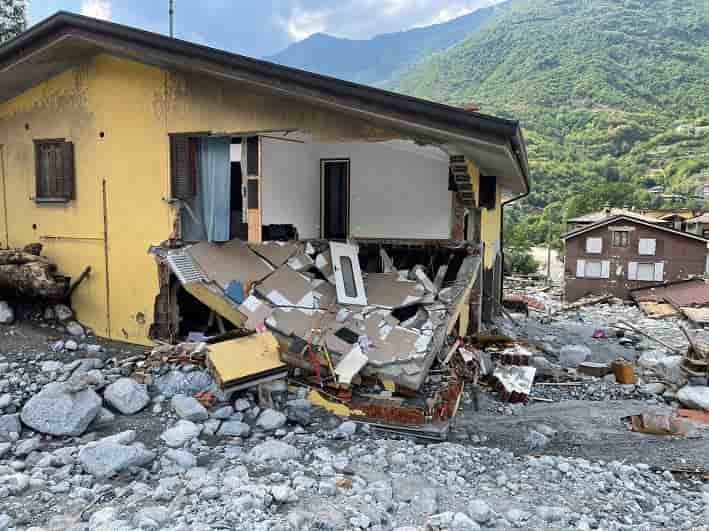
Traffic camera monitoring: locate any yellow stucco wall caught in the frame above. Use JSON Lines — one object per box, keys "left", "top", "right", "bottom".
{"left": 467, "top": 161, "right": 502, "bottom": 268}
{"left": 0, "top": 54, "right": 401, "bottom": 345}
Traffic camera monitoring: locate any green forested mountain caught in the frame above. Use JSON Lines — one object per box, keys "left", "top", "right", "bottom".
{"left": 272, "top": 0, "right": 709, "bottom": 244}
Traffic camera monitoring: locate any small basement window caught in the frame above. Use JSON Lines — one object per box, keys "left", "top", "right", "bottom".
{"left": 34, "top": 139, "right": 75, "bottom": 202}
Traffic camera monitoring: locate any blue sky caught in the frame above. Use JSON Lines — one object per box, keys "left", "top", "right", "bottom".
{"left": 27, "top": 0, "right": 500, "bottom": 58}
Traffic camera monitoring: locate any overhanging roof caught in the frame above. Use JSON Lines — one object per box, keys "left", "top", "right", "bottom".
{"left": 562, "top": 215, "right": 709, "bottom": 243}
{"left": 0, "top": 12, "right": 530, "bottom": 196}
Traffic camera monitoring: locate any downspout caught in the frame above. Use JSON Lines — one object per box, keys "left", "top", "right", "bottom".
{"left": 500, "top": 181, "right": 531, "bottom": 304}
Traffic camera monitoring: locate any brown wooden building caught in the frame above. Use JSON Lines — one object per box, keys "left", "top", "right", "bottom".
{"left": 562, "top": 215, "right": 709, "bottom": 302}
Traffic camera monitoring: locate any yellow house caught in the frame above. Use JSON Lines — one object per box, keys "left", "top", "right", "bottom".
{"left": 0, "top": 13, "right": 529, "bottom": 345}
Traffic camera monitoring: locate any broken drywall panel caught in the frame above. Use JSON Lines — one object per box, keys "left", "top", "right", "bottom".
{"left": 312, "top": 280, "right": 338, "bottom": 310}
{"left": 256, "top": 266, "right": 317, "bottom": 312}
{"left": 265, "top": 308, "right": 316, "bottom": 340}
{"left": 411, "top": 265, "right": 438, "bottom": 294}
{"left": 249, "top": 242, "right": 302, "bottom": 268}
{"left": 380, "top": 247, "right": 396, "bottom": 273}
{"left": 315, "top": 251, "right": 336, "bottom": 283}
{"left": 287, "top": 251, "right": 315, "bottom": 272}
{"left": 238, "top": 294, "right": 274, "bottom": 330}
{"left": 188, "top": 240, "right": 273, "bottom": 290}
{"left": 330, "top": 241, "right": 368, "bottom": 306}
{"left": 366, "top": 326, "right": 419, "bottom": 366}
{"left": 335, "top": 344, "right": 369, "bottom": 384}
{"left": 206, "top": 332, "right": 287, "bottom": 389}
{"left": 365, "top": 273, "right": 425, "bottom": 310}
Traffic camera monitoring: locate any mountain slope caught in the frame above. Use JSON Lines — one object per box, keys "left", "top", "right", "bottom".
{"left": 389, "top": 0, "right": 709, "bottom": 228}
{"left": 267, "top": 4, "right": 503, "bottom": 85}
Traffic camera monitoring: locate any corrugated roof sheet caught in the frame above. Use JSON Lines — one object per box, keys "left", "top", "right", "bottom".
{"left": 631, "top": 279, "right": 709, "bottom": 309}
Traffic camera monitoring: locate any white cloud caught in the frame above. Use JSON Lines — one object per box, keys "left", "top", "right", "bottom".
{"left": 278, "top": 5, "right": 331, "bottom": 41}
{"left": 81, "top": 0, "right": 112, "bottom": 21}
{"left": 277, "top": 1, "right": 504, "bottom": 43}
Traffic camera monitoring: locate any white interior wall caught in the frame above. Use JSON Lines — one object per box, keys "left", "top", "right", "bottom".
{"left": 261, "top": 137, "right": 320, "bottom": 239}
{"left": 261, "top": 138, "right": 452, "bottom": 240}
{"left": 314, "top": 140, "right": 452, "bottom": 239}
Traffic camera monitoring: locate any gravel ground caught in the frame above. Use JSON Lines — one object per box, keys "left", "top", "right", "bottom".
{"left": 0, "top": 316, "right": 708, "bottom": 530}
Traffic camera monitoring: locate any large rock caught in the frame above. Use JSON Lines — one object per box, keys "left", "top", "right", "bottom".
{"left": 256, "top": 409, "right": 287, "bottom": 431}
{"left": 161, "top": 420, "right": 201, "bottom": 448}
{"left": 171, "top": 395, "right": 208, "bottom": 421}
{"left": 0, "top": 414, "right": 20, "bottom": 440}
{"left": 103, "top": 378, "right": 150, "bottom": 414}
{"left": 0, "top": 302, "right": 14, "bottom": 324}
{"left": 249, "top": 440, "right": 300, "bottom": 463}
{"left": 53, "top": 304, "right": 74, "bottom": 322}
{"left": 677, "top": 386, "right": 709, "bottom": 411}
{"left": 559, "top": 345, "right": 591, "bottom": 368}
{"left": 65, "top": 320, "right": 85, "bottom": 337}
{"left": 20, "top": 382, "right": 101, "bottom": 436}
{"left": 79, "top": 442, "right": 155, "bottom": 478}
{"left": 218, "top": 420, "right": 251, "bottom": 438}
{"left": 656, "top": 356, "right": 685, "bottom": 385}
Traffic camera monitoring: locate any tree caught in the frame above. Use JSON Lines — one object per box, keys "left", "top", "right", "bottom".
{"left": 0, "top": 0, "right": 26, "bottom": 43}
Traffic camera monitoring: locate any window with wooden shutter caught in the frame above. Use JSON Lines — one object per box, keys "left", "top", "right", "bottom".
{"left": 585, "top": 237, "right": 602, "bottom": 254}
{"left": 638, "top": 238, "right": 656, "bottom": 256}
{"left": 170, "top": 135, "right": 201, "bottom": 199}
{"left": 34, "top": 139, "right": 75, "bottom": 202}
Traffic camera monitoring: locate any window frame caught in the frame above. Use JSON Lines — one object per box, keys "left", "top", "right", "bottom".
{"left": 636, "top": 263, "right": 655, "bottom": 281}
{"left": 611, "top": 230, "right": 629, "bottom": 247}
{"left": 638, "top": 238, "right": 657, "bottom": 256}
{"left": 585, "top": 237, "right": 603, "bottom": 254}
{"left": 34, "top": 138, "right": 75, "bottom": 203}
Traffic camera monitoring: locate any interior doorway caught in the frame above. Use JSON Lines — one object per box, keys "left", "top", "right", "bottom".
{"left": 321, "top": 159, "right": 350, "bottom": 240}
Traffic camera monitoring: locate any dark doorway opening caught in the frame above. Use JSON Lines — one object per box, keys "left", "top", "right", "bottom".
{"left": 321, "top": 159, "right": 350, "bottom": 240}
{"left": 230, "top": 138, "right": 248, "bottom": 240}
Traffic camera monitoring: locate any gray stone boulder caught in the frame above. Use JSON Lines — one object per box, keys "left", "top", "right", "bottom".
{"left": 53, "top": 304, "right": 74, "bottom": 322}
{"left": 171, "top": 395, "right": 208, "bottom": 421}
{"left": 218, "top": 420, "right": 251, "bottom": 438}
{"left": 249, "top": 440, "right": 300, "bottom": 463}
{"left": 0, "top": 302, "right": 14, "bottom": 324}
{"left": 559, "top": 345, "right": 591, "bottom": 368}
{"left": 677, "top": 386, "right": 709, "bottom": 411}
{"left": 0, "top": 414, "right": 20, "bottom": 440}
{"left": 65, "top": 320, "right": 85, "bottom": 337}
{"left": 20, "top": 382, "right": 101, "bottom": 436}
{"left": 79, "top": 442, "right": 155, "bottom": 478}
{"left": 103, "top": 378, "right": 150, "bottom": 414}
{"left": 161, "top": 420, "right": 201, "bottom": 448}
{"left": 256, "top": 409, "right": 287, "bottom": 431}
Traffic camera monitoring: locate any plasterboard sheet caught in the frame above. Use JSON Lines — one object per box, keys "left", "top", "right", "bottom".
{"left": 315, "top": 251, "right": 335, "bottom": 283}
{"left": 312, "top": 281, "right": 338, "bottom": 310}
{"left": 249, "top": 242, "right": 302, "bottom": 268}
{"left": 238, "top": 294, "right": 274, "bottom": 329}
{"left": 265, "top": 308, "right": 316, "bottom": 340}
{"left": 365, "top": 273, "right": 425, "bottom": 310}
{"left": 188, "top": 240, "right": 273, "bottom": 290}
{"left": 366, "top": 326, "right": 419, "bottom": 366}
{"left": 335, "top": 345, "right": 369, "bottom": 384}
{"left": 287, "top": 251, "right": 315, "bottom": 272}
{"left": 256, "top": 266, "right": 316, "bottom": 311}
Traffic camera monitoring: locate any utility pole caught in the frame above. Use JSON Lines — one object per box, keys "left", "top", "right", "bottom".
{"left": 169, "top": 0, "right": 174, "bottom": 38}
{"left": 546, "top": 222, "right": 552, "bottom": 285}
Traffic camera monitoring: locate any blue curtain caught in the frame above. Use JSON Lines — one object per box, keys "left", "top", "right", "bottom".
{"left": 201, "top": 137, "right": 231, "bottom": 242}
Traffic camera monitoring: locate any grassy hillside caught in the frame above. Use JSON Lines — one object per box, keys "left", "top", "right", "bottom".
{"left": 389, "top": 0, "right": 709, "bottom": 243}
{"left": 267, "top": 4, "right": 502, "bottom": 85}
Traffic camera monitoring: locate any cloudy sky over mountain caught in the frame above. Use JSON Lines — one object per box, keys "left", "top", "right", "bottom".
{"left": 28, "top": 0, "right": 501, "bottom": 57}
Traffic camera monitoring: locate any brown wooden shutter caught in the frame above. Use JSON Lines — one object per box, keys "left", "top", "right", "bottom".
{"left": 170, "top": 135, "right": 196, "bottom": 199}
{"left": 60, "top": 141, "right": 75, "bottom": 199}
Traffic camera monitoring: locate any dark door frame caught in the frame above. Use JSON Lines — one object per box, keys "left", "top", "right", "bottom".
{"left": 320, "top": 158, "right": 351, "bottom": 240}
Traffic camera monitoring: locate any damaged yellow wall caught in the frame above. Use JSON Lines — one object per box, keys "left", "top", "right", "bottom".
{"left": 0, "top": 53, "right": 402, "bottom": 345}
{"left": 467, "top": 161, "right": 502, "bottom": 268}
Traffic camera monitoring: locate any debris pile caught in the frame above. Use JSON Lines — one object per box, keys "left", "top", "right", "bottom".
{"left": 160, "top": 239, "right": 482, "bottom": 437}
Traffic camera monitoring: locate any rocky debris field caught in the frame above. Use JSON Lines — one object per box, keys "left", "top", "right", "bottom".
{"left": 0, "top": 300, "right": 708, "bottom": 529}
